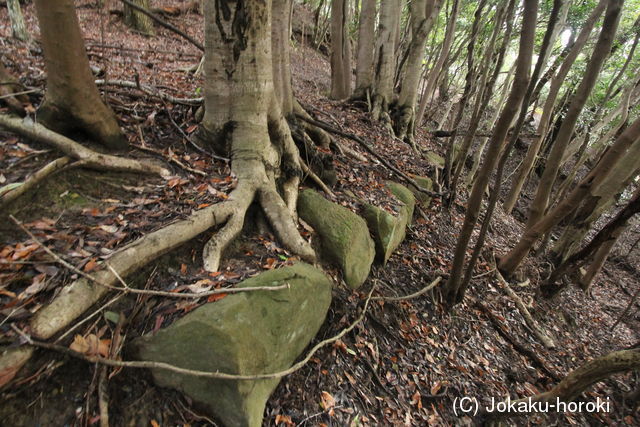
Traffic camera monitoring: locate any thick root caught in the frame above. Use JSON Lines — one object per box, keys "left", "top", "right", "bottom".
{"left": 259, "top": 187, "right": 316, "bottom": 263}
{"left": 203, "top": 213, "right": 246, "bottom": 272}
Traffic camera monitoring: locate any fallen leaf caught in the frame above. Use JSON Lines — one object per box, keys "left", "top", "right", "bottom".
{"left": 320, "top": 391, "right": 335, "bottom": 411}
{"left": 207, "top": 293, "right": 227, "bottom": 302}
{"left": 84, "top": 258, "right": 98, "bottom": 272}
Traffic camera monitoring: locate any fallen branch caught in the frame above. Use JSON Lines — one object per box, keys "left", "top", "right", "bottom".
{"left": 295, "top": 114, "right": 442, "bottom": 198}
{"left": 117, "top": 0, "right": 204, "bottom": 51}
{"left": 298, "top": 155, "right": 335, "bottom": 197}
{"left": 373, "top": 276, "right": 442, "bottom": 301}
{"left": 0, "top": 157, "right": 73, "bottom": 207}
{"left": 610, "top": 283, "right": 640, "bottom": 331}
{"left": 494, "top": 268, "right": 556, "bottom": 349}
{"left": 0, "top": 114, "right": 170, "bottom": 177}
{"left": 474, "top": 299, "right": 560, "bottom": 381}
{"left": 13, "top": 284, "right": 377, "bottom": 381}
{"left": 95, "top": 79, "right": 203, "bottom": 106}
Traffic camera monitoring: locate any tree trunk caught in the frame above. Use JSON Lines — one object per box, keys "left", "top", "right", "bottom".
{"left": 443, "top": 0, "right": 538, "bottom": 306}
{"left": 34, "top": 0, "right": 127, "bottom": 150}
{"left": 415, "top": 0, "right": 459, "bottom": 126}
{"left": 441, "top": 0, "right": 487, "bottom": 191}
{"left": 124, "top": 0, "right": 156, "bottom": 36}
{"left": 272, "top": 0, "right": 294, "bottom": 114}
{"left": 330, "top": 0, "right": 351, "bottom": 99}
{"left": 502, "top": 0, "right": 608, "bottom": 215}
{"left": 7, "top": 0, "right": 29, "bottom": 42}
{"left": 199, "top": 0, "right": 315, "bottom": 272}
{"left": 542, "top": 186, "right": 640, "bottom": 296}
{"left": 579, "top": 187, "right": 640, "bottom": 289}
{"left": 523, "top": 0, "right": 621, "bottom": 229}
{"left": 371, "top": 0, "right": 401, "bottom": 123}
{"left": 498, "top": 115, "right": 640, "bottom": 276}
{"left": 394, "top": 0, "right": 442, "bottom": 141}
{"left": 354, "top": 0, "right": 376, "bottom": 99}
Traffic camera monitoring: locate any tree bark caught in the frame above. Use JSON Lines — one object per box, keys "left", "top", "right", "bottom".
{"left": 200, "top": 0, "right": 315, "bottom": 272}
{"left": 498, "top": 115, "right": 640, "bottom": 276}
{"left": 34, "top": 0, "right": 127, "bottom": 150}
{"left": 415, "top": 0, "right": 459, "bottom": 126}
{"left": 371, "top": 0, "right": 401, "bottom": 123}
{"left": 330, "top": 0, "right": 351, "bottom": 99}
{"left": 503, "top": 0, "right": 608, "bottom": 215}
{"left": 443, "top": 0, "right": 538, "bottom": 306}
{"left": 7, "top": 0, "right": 29, "bottom": 42}
{"left": 394, "top": 0, "right": 442, "bottom": 141}
{"left": 354, "top": 0, "right": 376, "bottom": 99}
{"left": 124, "top": 0, "right": 155, "bottom": 35}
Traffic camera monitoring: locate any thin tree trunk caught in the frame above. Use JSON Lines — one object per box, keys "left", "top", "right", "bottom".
{"left": 543, "top": 186, "right": 640, "bottom": 295}
{"left": 354, "top": 0, "right": 376, "bottom": 98}
{"left": 503, "top": 0, "right": 608, "bottom": 214}
{"left": 579, "top": 186, "right": 639, "bottom": 290}
{"left": 330, "top": 0, "right": 351, "bottom": 99}
{"left": 34, "top": 0, "right": 127, "bottom": 150}
{"left": 444, "top": 0, "right": 538, "bottom": 306}
{"left": 498, "top": 114, "right": 640, "bottom": 276}
{"left": 442, "top": 0, "right": 487, "bottom": 192}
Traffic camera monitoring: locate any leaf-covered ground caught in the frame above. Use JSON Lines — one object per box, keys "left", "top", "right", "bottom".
{"left": 1, "top": 2, "right": 638, "bottom": 426}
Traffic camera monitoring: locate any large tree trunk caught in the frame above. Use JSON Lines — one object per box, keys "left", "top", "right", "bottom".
{"left": 200, "top": 0, "right": 315, "bottom": 272}
{"left": 124, "top": 0, "right": 155, "bottom": 36}
{"left": 443, "top": 0, "right": 538, "bottom": 306}
{"left": 353, "top": 0, "right": 376, "bottom": 99}
{"left": 498, "top": 115, "right": 640, "bottom": 276}
{"left": 34, "top": 0, "right": 127, "bottom": 150}
{"left": 503, "top": 0, "right": 608, "bottom": 214}
{"left": 394, "top": 0, "right": 442, "bottom": 141}
{"left": 7, "top": 0, "right": 29, "bottom": 42}
{"left": 329, "top": 0, "right": 351, "bottom": 99}
{"left": 371, "top": 0, "right": 401, "bottom": 123}
{"left": 272, "top": 0, "right": 294, "bottom": 114}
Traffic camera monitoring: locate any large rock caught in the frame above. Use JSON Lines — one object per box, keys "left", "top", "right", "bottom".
{"left": 408, "top": 174, "right": 433, "bottom": 207}
{"left": 134, "top": 263, "right": 332, "bottom": 427}
{"left": 385, "top": 181, "right": 415, "bottom": 225}
{"left": 297, "top": 189, "right": 375, "bottom": 289}
{"left": 361, "top": 203, "right": 409, "bottom": 265}
{"left": 424, "top": 151, "right": 445, "bottom": 168}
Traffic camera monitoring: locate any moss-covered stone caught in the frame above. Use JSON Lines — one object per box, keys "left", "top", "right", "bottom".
{"left": 298, "top": 189, "right": 374, "bottom": 289}
{"left": 134, "top": 263, "right": 332, "bottom": 427}
{"left": 385, "top": 181, "right": 415, "bottom": 225}
{"left": 425, "top": 151, "right": 445, "bottom": 168}
{"left": 361, "top": 203, "right": 409, "bottom": 265}
{"left": 408, "top": 174, "right": 433, "bottom": 207}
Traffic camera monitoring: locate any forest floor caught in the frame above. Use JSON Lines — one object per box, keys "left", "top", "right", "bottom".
{"left": 1, "top": 2, "right": 639, "bottom": 426}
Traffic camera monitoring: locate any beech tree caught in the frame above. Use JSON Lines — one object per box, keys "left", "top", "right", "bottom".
{"left": 34, "top": 0, "right": 127, "bottom": 150}
{"left": 329, "top": 0, "right": 351, "bottom": 99}
{"left": 198, "top": 0, "right": 316, "bottom": 272}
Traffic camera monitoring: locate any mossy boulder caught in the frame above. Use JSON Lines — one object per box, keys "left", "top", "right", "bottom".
{"left": 361, "top": 203, "right": 409, "bottom": 265}
{"left": 408, "top": 174, "right": 433, "bottom": 207}
{"left": 385, "top": 181, "right": 415, "bottom": 225}
{"left": 425, "top": 151, "right": 445, "bottom": 168}
{"left": 298, "top": 189, "right": 374, "bottom": 289}
{"left": 134, "top": 263, "right": 332, "bottom": 427}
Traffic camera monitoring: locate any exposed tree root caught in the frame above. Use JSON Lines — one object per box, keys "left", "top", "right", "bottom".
{"left": 480, "top": 347, "right": 640, "bottom": 420}
{"left": 0, "top": 114, "right": 170, "bottom": 177}
{"left": 27, "top": 202, "right": 234, "bottom": 339}
{"left": 0, "top": 156, "right": 73, "bottom": 208}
